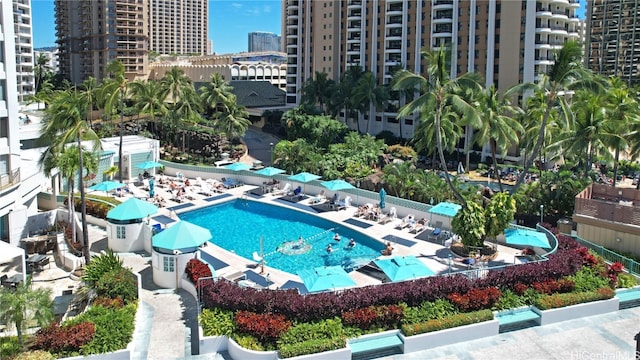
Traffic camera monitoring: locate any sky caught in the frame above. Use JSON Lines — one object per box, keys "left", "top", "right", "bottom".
{"left": 30, "top": 0, "right": 283, "bottom": 54}
{"left": 31, "top": 0, "right": 586, "bottom": 54}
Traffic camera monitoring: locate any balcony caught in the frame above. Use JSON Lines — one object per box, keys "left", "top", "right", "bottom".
{"left": 347, "top": 0, "right": 362, "bottom": 8}
{"left": 387, "top": 15, "right": 402, "bottom": 25}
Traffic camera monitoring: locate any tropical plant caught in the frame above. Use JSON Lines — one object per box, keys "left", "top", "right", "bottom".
{"left": 300, "top": 71, "right": 336, "bottom": 114}
{"left": 200, "top": 73, "right": 234, "bottom": 116}
{"left": 331, "top": 65, "right": 365, "bottom": 132}
{"left": 129, "top": 79, "right": 168, "bottom": 124}
{"left": 83, "top": 249, "right": 125, "bottom": 286}
{"left": 0, "top": 277, "right": 54, "bottom": 349}
{"left": 484, "top": 192, "right": 516, "bottom": 242}
{"left": 213, "top": 96, "right": 251, "bottom": 141}
{"left": 451, "top": 201, "right": 486, "bottom": 248}
{"left": 393, "top": 47, "right": 482, "bottom": 205}
{"left": 34, "top": 52, "right": 52, "bottom": 94}
{"left": 100, "top": 60, "right": 128, "bottom": 183}
{"left": 353, "top": 72, "right": 389, "bottom": 134}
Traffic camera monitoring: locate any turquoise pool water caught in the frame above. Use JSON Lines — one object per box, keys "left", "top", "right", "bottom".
{"left": 179, "top": 199, "right": 384, "bottom": 274}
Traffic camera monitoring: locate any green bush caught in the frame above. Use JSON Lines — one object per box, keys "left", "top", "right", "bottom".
{"left": 65, "top": 303, "right": 137, "bottom": 355}
{"left": 534, "top": 287, "right": 615, "bottom": 310}
{"left": 492, "top": 289, "right": 527, "bottom": 311}
{"left": 278, "top": 318, "right": 346, "bottom": 346}
{"left": 0, "top": 336, "right": 22, "bottom": 358}
{"left": 94, "top": 268, "right": 138, "bottom": 303}
{"left": 83, "top": 249, "right": 124, "bottom": 286}
{"left": 401, "top": 299, "right": 456, "bottom": 325}
{"left": 278, "top": 337, "right": 346, "bottom": 359}
{"left": 567, "top": 266, "right": 610, "bottom": 292}
{"left": 13, "top": 350, "right": 56, "bottom": 360}
{"left": 231, "top": 333, "right": 264, "bottom": 351}
{"left": 200, "top": 308, "right": 235, "bottom": 336}
{"left": 401, "top": 309, "right": 493, "bottom": 336}
{"left": 616, "top": 273, "right": 638, "bottom": 288}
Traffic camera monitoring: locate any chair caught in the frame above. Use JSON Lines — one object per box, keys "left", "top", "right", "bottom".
{"left": 273, "top": 183, "right": 291, "bottom": 196}
{"left": 378, "top": 207, "right": 397, "bottom": 224}
{"left": 429, "top": 221, "right": 443, "bottom": 242}
{"left": 409, "top": 219, "right": 428, "bottom": 234}
{"left": 310, "top": 190, "right": 326, "bottom": 204}
{"left": 395, "top": 215, "right": 414, "bottom": 229}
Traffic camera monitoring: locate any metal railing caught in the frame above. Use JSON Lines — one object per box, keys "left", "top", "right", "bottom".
{"left": 573, "top": 235, "right": 640, "bottom": 276}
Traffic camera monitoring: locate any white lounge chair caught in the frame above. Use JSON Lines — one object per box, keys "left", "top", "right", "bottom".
{"left": 273, "top": 183, "right": 291, "bottom": 196}
{"left": 310, "top": 190, "right": 326, "bottom": 204}
{"left": 378, "top": 207, "right": 397, "bottom": 224}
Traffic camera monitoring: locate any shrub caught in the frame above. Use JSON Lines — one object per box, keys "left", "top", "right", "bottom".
{"left": 278, "top": 338, "right": 346, "bottom": 359}
{"left": 235, "top": 311, "right": 291, "bottom": 343}
{"left": 401, "top": 309, "right": 493, "bottom": 336}
{"left": 492, "top": 289, "right": 527, "bottom": 311}
{"left": 616, "top": 273, "right": 638, "bottom": 288}
{"left": 13, "top": 350, "right": 56, "bottom": 360}
{"left": 33, "top": 322, "right": 96, "bottom": 355}
{"left": 65, "top": 303, "right": 137, "bottom": 355}
{"left": 341, "top": 304, "right": 404, "bottom": 330}
{"left": 278, "top": 318, "right": 348, "bottom": 358}
{"left": 401, "top": 299, "right": 456, "bottom": 325}
{"left": 92, "top": 296, "right": 125, "bottom": 309}
{"left": 94, "top": 267, "right": 138, "bottom": 303}
{"left": 83, "top": 249, "right": 124, "bottom": 286}
{"left": 568, "top": 266, "right": 611, "bottom": 292}
{"left": 534, "top": 287, "right": 615, "bottom": 310}
{"left": 200, "top": 308, "right": 235, "bottom": 336}
{"left": 447, "top": 287, "right": 501, "bottom": 312}
{"left": 606, "top": 262, "right": 624, "bottom": 286}
{"left": 531, "top": 278, "right": 575, "bottom": 295}
{"left": 231, "top": 333, "right": 264, "bottom": 351}
{"left": 185, "top": 259, "right": 212, "bottom": 285}
{"left": 0, "top": 336, "right": 22, "bottom": 359}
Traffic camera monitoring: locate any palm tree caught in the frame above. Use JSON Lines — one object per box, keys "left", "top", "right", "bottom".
{"left": 79, "top": 77, "right": 98, "bottom": 129}
{"left": 393, "top": 47, "right": 482, "bottom": 206}
{"left": 300, "top": 71, "right": 335, "bottom": 114}
{"left": 353, "top": 72, "right": 389, "bottom": 134}
{"left": 331, "top": 65, "right": 365, "bottom": 132}
{"left": 40, "top": 90, "right": 102, "bottom": 264}
{"left": 0, "top": 277, "right": 54, "bottom": 349}
{"left": 101, "top": 60, "right": 128, "bottom": 183}
{"left": 214, "top": 96, "right": 251, "bottom": 141}
{"left": 129, "top": 79, "right": 168, "bottom": 124}
{"left": 474, "top": 85, "right": 524, "bottom": 192}
{"left": 33, "top": 52, "right": 52, "bottom": 94}
{"left": 200, "top": 73, "right": 234, "bottom": 116}
{"left": 507, "top": 41, "right": 602, "bottom": 193}
{"left": 161, "top": 66, "right": 192, "bottom": 105}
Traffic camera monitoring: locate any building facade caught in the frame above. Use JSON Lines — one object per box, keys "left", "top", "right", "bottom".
{"left": 282, "top": 0, "right": 581, "bottom": 139}
{"left": 13, "top": 0, "right": 34, "bottom": 102}
{"left": 34, "top": 48, "right": 60, "bottom": 75}
{"left": 150, "top": 0, "right": 209, "bottom": 56}
{"left": 585, "top": 0, "right": 640, "bottom": 86}
{"left": 248, "top": 31, "right": 282, "bottom": 52}
{"left": 54, "top": 0, "right": 150, "bottom": 84}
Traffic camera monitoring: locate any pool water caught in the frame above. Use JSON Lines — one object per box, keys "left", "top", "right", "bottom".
{"left": 179, "top": 199, "right": 384, "bottom": 274}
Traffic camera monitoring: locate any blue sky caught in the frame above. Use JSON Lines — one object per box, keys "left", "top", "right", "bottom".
{"left": 32, "top": 0, "right": 586, "bottom": 53}
{"left": 31, "top": 0, "right": 282, "bottom": 54}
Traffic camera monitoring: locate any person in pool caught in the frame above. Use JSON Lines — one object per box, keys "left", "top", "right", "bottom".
{"left": 326, "top": 244, "right": 333, "bottom": 253}
{"left": 348, "top": 238, "right": 356, "bottom": 248}
{"left": 333, "top": 233, "right": 341, "bottom": 241}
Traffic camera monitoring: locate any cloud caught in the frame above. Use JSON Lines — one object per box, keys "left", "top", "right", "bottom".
{"left": 263, "top": 5, "right": 271, "bottom": 13}
{"left": 231, "top": 2, "right": 242, "bottom": 9}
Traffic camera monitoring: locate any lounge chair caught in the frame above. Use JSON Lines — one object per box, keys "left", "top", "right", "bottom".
{"left": 409, "top": 219, "right": 429, "bottom": 234}
{"left": 222, "top": 178, "right": 240, "bottom": 188}
{"left": 394, "top": 215, "right": 415, "bottom": 229}
{"left": 310, "top": 190, "right": 326, "bottom": 204}
{"left": 196, "top": 183, "right": 215, "bottom": 196}
{"left": 273, "top": 183, "right": 291, "bottom": 196}
{"left": 428, "top": 221, "right": 444, "bottom": 242}
{"left": 378, "top": 207, "right": 397, "bottom": 224}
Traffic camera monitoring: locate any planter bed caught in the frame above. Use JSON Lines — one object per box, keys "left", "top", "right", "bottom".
{"left": 399, "top": 319, "right": 499, "bottom": 353}
{"left": 533, "top": 298, "right": 619, "bottom": 326}
{"left": 615, "top": 287, "right": 640, "bottom": 309}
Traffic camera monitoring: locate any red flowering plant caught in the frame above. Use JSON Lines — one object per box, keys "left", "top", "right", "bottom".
{"left": 235, "top": 311, "right": 291, "bottom": 343}
{"left": 606, "top": 262, "right": 625, "bottom": 286}
{"left": 185, "top": 258, "right": 212, "bottom": 285}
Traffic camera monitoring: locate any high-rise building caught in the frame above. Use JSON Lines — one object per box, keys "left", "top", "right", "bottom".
{"left": 13, "top": 0, "right": 34, "bottom": 102}
{"left": 282, "top": 0, "right": 581, "bottom": 139}
{"left": 150, "top": 0, "right": 209, "bottom": 56}
{"left": 585, "top": 0, "right": 640, "bottom": 86}
{"left": 34, "top": 48, "right": 60, "bottom": 75}
{"left": 54, "top": 0, "right": 150, "bottom": 84}
{"left": 248, "top": 31, "right": 281, "bottom": 52}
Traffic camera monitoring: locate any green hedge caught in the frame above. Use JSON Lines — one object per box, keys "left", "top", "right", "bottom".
{"left": 278, "top": 338, "right": 346, "bottom": 359}
{"left": 534, "top": 287, "right": 615, "bottom": 310}
{"left": 401, "top": 309, "right": 494, "bottom": 336}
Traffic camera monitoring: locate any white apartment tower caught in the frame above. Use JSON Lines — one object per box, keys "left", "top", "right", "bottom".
{"left": 282, "top": 0, "right": 581, "bottom": 139}
{"left": 248, "top": 31, "right": 281, "bottom": 52}
{"left": 12, "top": 0, "right": 34, "bottom": 102}
{"left": 150, "top": 0, "right": 209, "bottom": 56}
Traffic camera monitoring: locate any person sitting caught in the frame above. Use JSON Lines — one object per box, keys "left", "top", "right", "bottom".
{"left": 137, "top": 173, "right": 144, "bottom": 184}
{"left": 184, "top": 178, "right": 191, "bottom": 186}
{"left": 348, "top": 238, "right": 356, "bottom": 248}
{"left": 143, "top": 170, "right": 150, "bottom": 178}
{"left": 293, "top": 186, "right": 302, "bottom": 196}
{"left": 330, "top": 193, "right": 339, "bottom": 204}
{"left": 326, "top": 244, "right": 333, "bottom": 253}
{"left": 454, "top": 254, "right": 480, "bottom": 266}
{"left": 381, "top": 242, "right": 393, "bottom": 256}
{"left": 333, "top": 233, "right": 341, "bottom": 241}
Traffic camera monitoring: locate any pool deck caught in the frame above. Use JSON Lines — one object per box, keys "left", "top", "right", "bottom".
{"left": 145, "top": 180, "right": 524, "bottom": 290}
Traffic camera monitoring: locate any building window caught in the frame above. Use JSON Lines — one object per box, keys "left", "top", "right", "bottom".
{"left": 163, "top": 256, "right": 175, "bottom": 272}
{"left": 116, "top": 226, "right": 126, "bottom": 239}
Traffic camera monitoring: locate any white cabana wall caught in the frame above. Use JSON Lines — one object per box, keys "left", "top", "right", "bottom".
{"left": 107, "top": 222, "right": 152, "bottom": 253}
{"left": 151, "top": 249, "right": 198, "bottom": 289}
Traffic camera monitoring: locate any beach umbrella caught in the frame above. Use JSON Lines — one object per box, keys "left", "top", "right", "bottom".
{"left": 107, "top": 197, "right": 158, "bottom": 221}
{"left": 288, "top": 172, "right": 321, "bottom": 194}
{"left": 297, "top": 266, "right": 355, "bottom": 293}
{"left": 504, "top": 228, "right": 551, "bottom": 249}
{"left": 254, "top": 166, "right": 286, "bottom": 176}
{"left": 88, "top": 180, "right": 126, "bottom": 194}
{"left": 152, "top": 221, "right": 212, "bottom": 251}
{"left": 137, "top": 161, "right": 163, "bottom": 170}
{"left": 379, "top": 188, "right": 387, "bottom": 209}
{"left": 321, "top": 179, "right": 355, "bottom": 191}
{"left": 428, "top": 202, "right": 462, "bottom": 217}
{"left": 373, "top": 256, "right": 435, "bottom": 282}
{"left": 224, "top": 162, "right": 251, "bottom": 172}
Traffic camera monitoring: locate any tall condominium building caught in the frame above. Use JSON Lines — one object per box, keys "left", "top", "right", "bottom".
{"left": 54, "top": 0, "right": 149, "bottom": 84}
{"left": 150, "top": 0, "right": 209, "bottom": 56}
{"left": 34, "top": 48, "right": 60, "bottom": 75}
{"left": 282, "top": 0, "right": 581, "bottom": 139}
{"left": 13, "top": 0, "right": 34, "bottom": 102}
{"left": 248, "top": 31, "right": 282, "bottom": 52}
{"left": 585, "top": 0, "right": 640, "bottom": 86}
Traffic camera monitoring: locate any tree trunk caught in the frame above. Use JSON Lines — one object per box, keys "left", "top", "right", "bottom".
{"left": 612, "top": 147, "right": 620, "bottom": 187}
{"left": 77, "top": 136, "right": 91, "bottom": 264}
{"left": 464, "top": 125, "right": 471, "bottom": 175}
{"left": 491, "top": 139, "right": 504, "bottom": 192}
{"left": 118, "top": 88, "right": 125, "bottom": 183}
{"left": 68, "top": 181, "right": 77, "bottom": 244}
{"left": 436, "top": 101, "right": 466, "bottom": 206}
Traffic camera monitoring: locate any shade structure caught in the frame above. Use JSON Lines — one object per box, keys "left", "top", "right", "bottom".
{"left": 107, "top": 197, "right": 158, "bottom": 221}
{"left": 224, "top": 162, "right": 251, "bottom": 172}
{"left": 88, "top": 180, "right": 126, "bottom": 193}
{"left": 428, "top": 202, "right": 462, "bottom": 217}
{"left": 137, "top": 161, "right": 163, "bottom": 170}
{"left": 297, "top": 266, "right": 356, "bottom": 293}
{"left": 288, "top": 172, "right": 321, "bottom": 183}
{"left": 321, "top": 179, "right": 354, "bottom": 191}
{"left": 373, "top": 256, "right": 434, "bottom": 282}
{"left": 504, "top": 228, "right": 551, "bottom": 249}
{"left": 254, "top": 166, "right": 286, "bottom": 176}
{"left": 152, "top": 221, "right": 212, "bottom": 251}
{"left": 379, "top": 188, "right": 387, "bottom": 209}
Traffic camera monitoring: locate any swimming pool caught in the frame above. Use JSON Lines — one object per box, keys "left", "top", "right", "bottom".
{"left": 179, "top": 199, "right": 385, "bottom": 274}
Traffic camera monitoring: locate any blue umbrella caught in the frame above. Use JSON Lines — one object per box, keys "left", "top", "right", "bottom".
{"left": 88, "top": 180, "right": 126, "bottom": 193}
{"left": 152, "top": 221, "right": 212, "bottom": 251}
{"left": 288, "top": 172, "right": 321, "bottom": 183}
{"left": 504, "top": 228, "right": 551, "bottom": 249}
{"left": 373, "top": 256, "right": 435, "bottom": 282}
{"left": 297, "top": 266, "right": 356, "bottom": 293}
{"left": 321, "top": 179, "right": 355, "bottom": 191}
{"left": 428, "top": 202, "right": 462, "bottom": 217}
{"left": 137, "top": 161, "right": 163, "bottom": 170}
{"left": 107, "top": 197, "right": 158, "bottom": 221}
{"left": 254, "top": 166, "right": 286, "bottom": 176}
{"left": 379, "top": 188, "right": 387, "bottom": 209}
{"left": 224, "top": 162, "right": 251, "bottom": 172}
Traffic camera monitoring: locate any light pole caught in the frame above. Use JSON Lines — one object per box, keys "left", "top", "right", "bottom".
{"left": 356, "top": 180, "right": 360, "bottom": 206}
{"left": 269, "top": 142, "right": 274, "bottom": 165}
{"left": 540, "top": 204, "right": 544, "bottom": 224}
